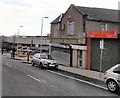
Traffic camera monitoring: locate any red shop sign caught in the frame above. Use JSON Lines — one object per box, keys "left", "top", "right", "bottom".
{"left": 87, "top": 30, "right": 118, "bottom": 38}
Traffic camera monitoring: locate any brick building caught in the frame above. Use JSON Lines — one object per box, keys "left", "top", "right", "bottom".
{"left": 50, "top": 4, "right": 120, "bottom": 72}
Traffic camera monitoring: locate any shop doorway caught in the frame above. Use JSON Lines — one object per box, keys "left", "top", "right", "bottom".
{"left": 78, "top": 50, "right": 82, "bottom": 68}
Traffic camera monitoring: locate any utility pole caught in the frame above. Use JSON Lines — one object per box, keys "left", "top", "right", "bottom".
{"left": 40, "top": 17, "right": 48, "bottom": 55}
{"left": 99, "top": 39, "right": 104, "bottom": 78}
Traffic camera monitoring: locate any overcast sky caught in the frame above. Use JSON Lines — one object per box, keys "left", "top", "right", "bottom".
{"left": 0, "top": 0, "right": 120, "bottom": 36}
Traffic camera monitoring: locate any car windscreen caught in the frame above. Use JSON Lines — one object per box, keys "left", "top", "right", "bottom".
{"left": 40, "top": 54, "right": 48, "bottom": 59}
{"left": 40, "top": 54, "right": 53, "bottom": 60}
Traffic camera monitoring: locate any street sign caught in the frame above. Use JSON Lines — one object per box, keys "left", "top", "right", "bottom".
{"left": 99, "top": 39, "right": 104, "bottom": 78}
{"left": 100, "top": 39, "right": 104, "bottom": 50}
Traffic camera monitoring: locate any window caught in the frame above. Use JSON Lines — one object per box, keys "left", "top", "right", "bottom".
{"left": 78, "top": 50, "right": 82, "bottom": 67}
{"left": 101, "top": 24, "right": 107, "bottom": 31}
{"left": 113, "top": 66, "right": 120, "bottom": 74}
{"left": 61, "top": 24, "right": 65, "bottom": 31}
{"left": 54, "top": 24, "right": 60, "bottom": 31}
{"left": 55, "top": 25, "right": 58, "bottom": 30}
{"left": 34, "top": 53, "right": 39, "bottom": 58}
{"left": 67, "top": 20, "right": 74, "bottom": 35}
{"left": 54, "top": 24, "right": 59, "bottom": 37}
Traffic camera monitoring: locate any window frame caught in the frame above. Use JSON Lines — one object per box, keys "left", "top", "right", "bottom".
{"left": 67, "top": 20, "right": 74, "bottom": 35}
{"left": 100, "top": 24, "right": 107, "bottom": 31}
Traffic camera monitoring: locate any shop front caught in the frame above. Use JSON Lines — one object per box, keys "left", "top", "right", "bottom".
{"left": 86, "top": 30, "right": 119, "bottom": 72}
{"left": 71, "top": 45, "right": 87, "bottom": 69}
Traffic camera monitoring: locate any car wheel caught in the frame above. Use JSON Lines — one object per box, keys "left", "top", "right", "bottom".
{"left": 107, "top": 80, "right": 119, "bottom": 93}
{"left": 31, "top": 61, "right": 35, "bottom": 66}
{"left": 39, "top": 63, "right": 43, "bottom": 69}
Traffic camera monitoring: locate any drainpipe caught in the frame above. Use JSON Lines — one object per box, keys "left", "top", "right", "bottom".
{"left": 83, "top": 14, "right": 88, "bottom": 45}
{"left": 69, "top": 45, "right": 73, "bottom": 67}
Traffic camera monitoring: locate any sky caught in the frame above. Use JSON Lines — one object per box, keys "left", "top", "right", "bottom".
{"left": 0, "top": 0, "right": 120, "bottom": 36}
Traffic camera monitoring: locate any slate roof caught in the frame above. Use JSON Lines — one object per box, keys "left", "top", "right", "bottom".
{"left": 51, "top": 5, "right": 119, "bottom": 24}
{"left": 51, "top": 14, "right": 64, "bottom": 24}
{"left": 76, "top": 6, "right": 118, "bottom": 22}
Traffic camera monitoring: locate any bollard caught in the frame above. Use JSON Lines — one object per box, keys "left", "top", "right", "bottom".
{"left": 27, "top": 51, "right": 29, "bottom": 61}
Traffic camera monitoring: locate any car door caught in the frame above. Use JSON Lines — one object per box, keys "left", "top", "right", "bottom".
{"left": 33, "top": 54, "right": 38, "bottom": 64}
{"left": 117, "top": 66, "right": 120, "bottom": 82}
{"left": 113, "top": 65, "right": 120, "bottom": 82}
{"left": 36, "top": 53, "right": 42, "bottom": 65}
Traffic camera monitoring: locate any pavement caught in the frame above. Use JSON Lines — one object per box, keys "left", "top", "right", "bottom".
{"left": 58, "top": 65, "right": 104, "bottom": 81}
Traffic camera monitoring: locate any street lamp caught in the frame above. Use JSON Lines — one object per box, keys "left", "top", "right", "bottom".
{"left": 18, "top": 26, "right": 23, "bottom": 36}
{"left": 17, "top": 25, "right": 23, "bottom": 54}
{"left": 40, "top": 17, "right": 48, "bottom": 54}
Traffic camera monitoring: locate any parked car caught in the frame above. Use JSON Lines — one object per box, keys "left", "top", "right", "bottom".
{"left": 31, "top": 53, "right": 59, "bottom": 69}
{"left": 104, "top": 64, "right": 120, "bottom": 93}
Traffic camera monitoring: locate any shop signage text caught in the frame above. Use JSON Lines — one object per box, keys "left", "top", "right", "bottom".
{"left": 87, "top": 30, "right": 118, "bottom": 38}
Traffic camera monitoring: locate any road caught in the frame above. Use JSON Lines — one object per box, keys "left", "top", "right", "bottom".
{"left": 2, "top": 55, "right": 119, "bottom": 96}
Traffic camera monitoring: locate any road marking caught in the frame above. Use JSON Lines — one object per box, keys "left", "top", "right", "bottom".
{"left": 47, "top": 82, "right": 74, "bottom": 96}
{"left": 47, "top": 70, "right": 108, "bottom": 90}
{"left": 27, "top": 74, "right": 74, "bottom": 96}
{"left": 18, "top": 69, "right": 26, "bottom": 73}
{"left": 6, "top": 62, "right": 27, "bottom": 73}
{"left": 6, "top": 63, "right": 13, "bottom": 67}
{"left": 27, "top": 74, "right": 42, "bottom": 83}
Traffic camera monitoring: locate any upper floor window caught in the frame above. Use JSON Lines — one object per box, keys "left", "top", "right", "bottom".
{"left": 54, "top": 24, "right": 60, "bottom": 31}
{"left": 101, "top": 24, "right": 107, "bottom": 31}
{"left": 53, "top": 24, "right": 60, "bottom": 37}
{"left": 67, "top": 20, "right": 74, "bottom": 35}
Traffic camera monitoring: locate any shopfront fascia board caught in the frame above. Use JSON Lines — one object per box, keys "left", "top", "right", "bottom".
{"left": 71, "top": 45, "right": 87, "bottom": 50}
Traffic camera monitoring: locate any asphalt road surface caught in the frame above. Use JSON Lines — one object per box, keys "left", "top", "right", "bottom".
{"left": 2, "top": 55, "right": 119, "bottom": 96}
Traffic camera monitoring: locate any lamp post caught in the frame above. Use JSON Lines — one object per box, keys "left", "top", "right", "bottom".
{"left": 13, "top": 33, "right": 16, "bottom": 48}
{"left": 18, "top": 26, "right": 23, "bottom": 36}
{"left": 17, "top": 26, "right": 23, "bottom": 54}
{"left": 40, "top": 17, "right": 48, "bottom": 54}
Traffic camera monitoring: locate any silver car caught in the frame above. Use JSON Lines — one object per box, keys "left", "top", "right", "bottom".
{"left": 31, "top": 53, "right": 59, "bottom": 69}
{"left": 104, "top": 64, "right": 120, "bottom": 93}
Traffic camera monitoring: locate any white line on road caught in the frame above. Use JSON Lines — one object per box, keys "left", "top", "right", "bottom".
{"left": 6, "top": 63, "right": 12, "bottom": 67}
{"left": 27, "top": 74, "right": 42, "bottom": 83}
{"left": 18, "top": 69, "right": 26, "bottom": 73}
{"left": 47, "top": 70, "right": 108, "bottom": 91}
{"left": 6, "top": 62, "right": 27, "bottom": 73}
{"left": 27, "top": 74, "right": 74, "bottom": 96}
{"left": 47, "top": 82, "right": 74, "bottom": 96}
